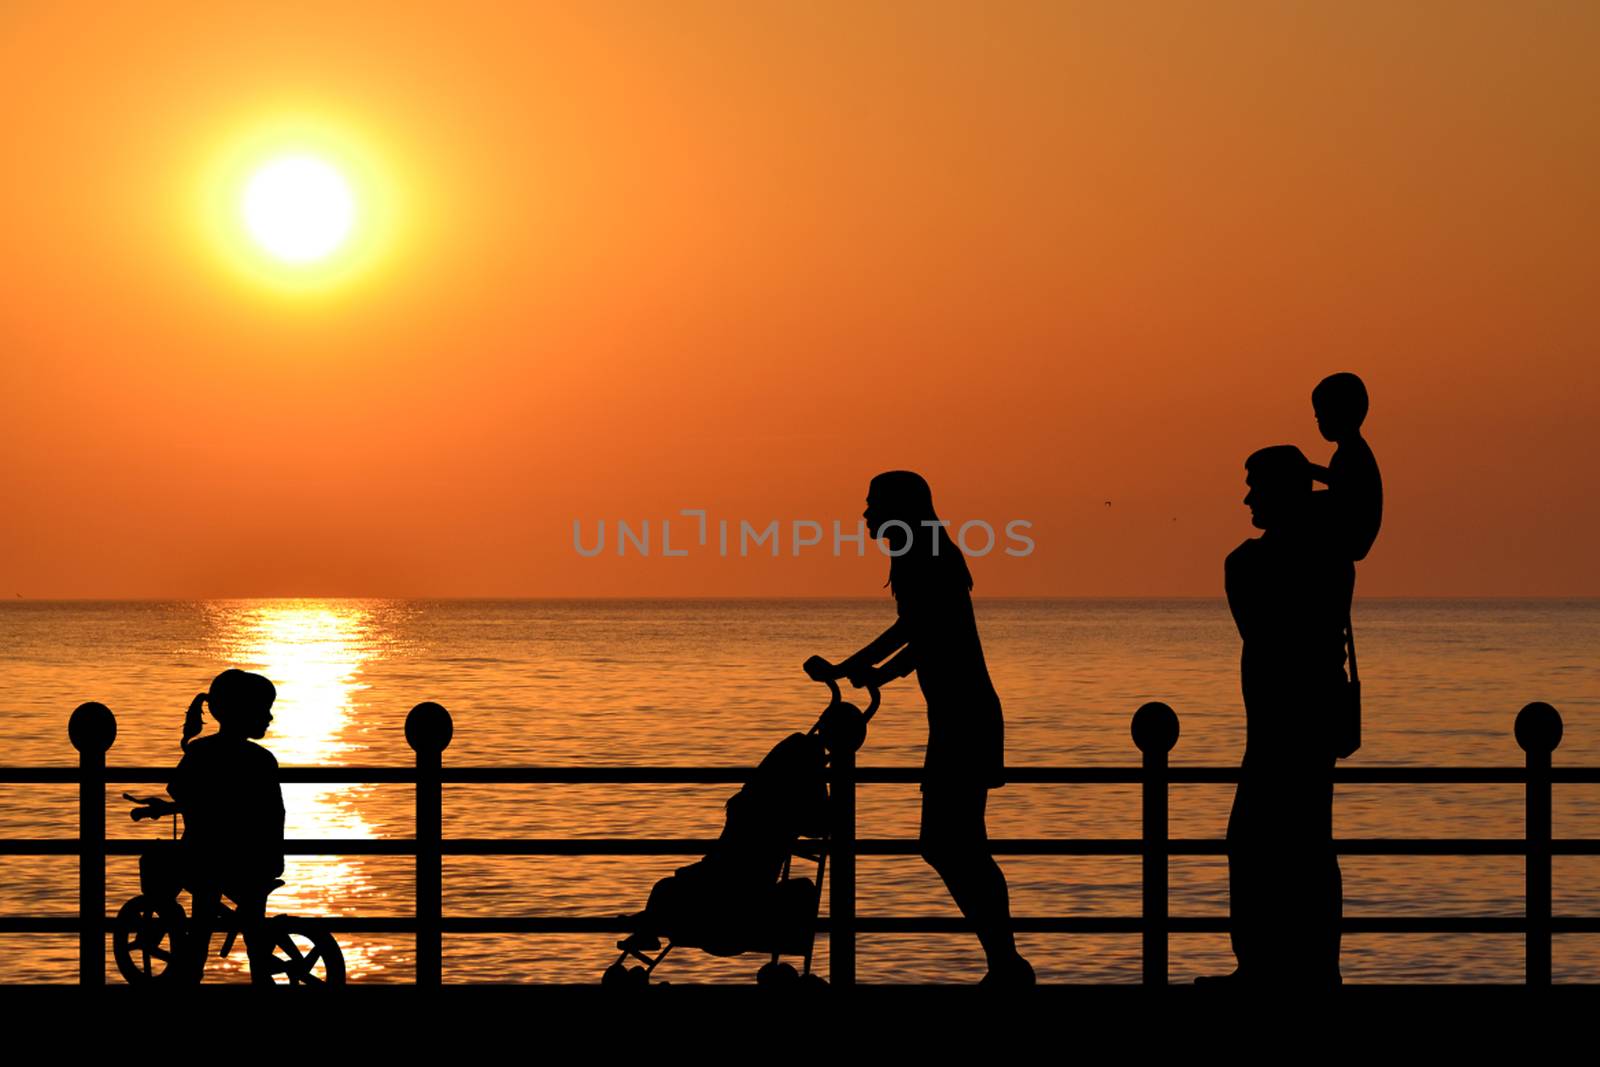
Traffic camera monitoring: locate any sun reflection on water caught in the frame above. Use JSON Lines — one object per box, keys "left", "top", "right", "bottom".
{"left": 201, "top": 599, "right": 397, "bottom": 980}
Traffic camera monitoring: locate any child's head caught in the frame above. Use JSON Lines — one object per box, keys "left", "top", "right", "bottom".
{"left": 207, "top": 669, "right": 276, "bottom": 739}
{"left": 1312, "top": 373, "right": 1369, "bottom": 442}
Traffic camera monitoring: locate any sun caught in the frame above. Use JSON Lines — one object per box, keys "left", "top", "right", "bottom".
{"left": 241, "top": 155, "right": 356, "bottom": 264}
{"left": 195, "top": 111, "right": 410, "bottom": 296}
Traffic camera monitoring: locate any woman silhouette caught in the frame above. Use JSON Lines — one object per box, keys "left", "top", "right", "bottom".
{"left": 805, "top": 470, "right": 1033, "bottom": 985}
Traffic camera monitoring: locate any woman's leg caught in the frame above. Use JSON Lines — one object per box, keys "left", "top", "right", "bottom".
{"left": 919, "top": 786, "right": 1029, "bottom": 977}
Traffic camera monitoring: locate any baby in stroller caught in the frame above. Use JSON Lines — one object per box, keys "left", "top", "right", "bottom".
{"left": 604, "top": 678, "right": 878, "bottom": 987}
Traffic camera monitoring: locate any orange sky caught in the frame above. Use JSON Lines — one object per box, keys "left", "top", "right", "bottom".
{"left": 2, "top": 2, "right": 1597, "bottom": 598}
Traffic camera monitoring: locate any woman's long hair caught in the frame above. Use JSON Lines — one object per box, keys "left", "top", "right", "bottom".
{"left": 870, "top": 471, "right": 974, "bottom": 602}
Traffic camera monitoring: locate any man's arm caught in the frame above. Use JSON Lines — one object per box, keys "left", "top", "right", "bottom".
{"left": 1224, "top": 543, "right": 1251, "bottom": 638}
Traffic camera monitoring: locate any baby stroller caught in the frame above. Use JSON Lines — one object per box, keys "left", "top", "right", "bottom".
{"left": 603, "top": 677, "right": 879, "bottom": 987}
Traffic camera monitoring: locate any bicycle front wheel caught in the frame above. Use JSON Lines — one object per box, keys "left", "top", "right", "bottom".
{"left": 264, "top": 915, "right": 346, "bottom": 986}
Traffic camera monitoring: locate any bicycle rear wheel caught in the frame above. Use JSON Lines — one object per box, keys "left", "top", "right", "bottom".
{"left": 113, "top": 894, "right": 187, "bottom": 985}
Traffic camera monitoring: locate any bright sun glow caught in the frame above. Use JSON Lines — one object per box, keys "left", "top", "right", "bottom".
{"left": 196, "top": 112, "right": 411, "bottom": 297}
{"left": 242, "top": 155, "right": 356, "bottom": 264}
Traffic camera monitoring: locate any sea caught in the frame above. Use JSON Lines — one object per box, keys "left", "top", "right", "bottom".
{"left": 1, "top": 598, "right": 1597, "bottom": 984}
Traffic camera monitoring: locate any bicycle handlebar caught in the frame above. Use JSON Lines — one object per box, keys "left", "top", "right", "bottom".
{"left": 124, "top": 792, "right": 175, "bottom": 822}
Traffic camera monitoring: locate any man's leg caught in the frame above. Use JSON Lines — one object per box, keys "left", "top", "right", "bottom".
{"left": 1325, "top": 847, "right": 1344, "bottom": 983}
{"left": 1321, "top": 759, "right": 1343, "bottom": 983}
{"left": 1225, "top": 776, "right": 1268, "bottom": 978}
{"left": 1274, "top": 757, "right": 1342, "bottom": 985}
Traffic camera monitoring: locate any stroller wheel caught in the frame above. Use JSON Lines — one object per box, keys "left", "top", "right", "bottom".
{"left": 756, "top": 962, "right": 799, "bottom": 987}
{"left": 627, "top": 966, "right": 650, "bottom": 987}
{"left": 602, "top": 962, "right": 629, "bottom": 987}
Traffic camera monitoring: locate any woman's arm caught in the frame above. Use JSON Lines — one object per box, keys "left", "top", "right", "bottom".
{"left": 877, "top": 645, "right": 917, "bottom": 682}
{"left": 805, "top": 618, "right": 911, "bottom": 683}
{"left": 839, "top": 618, "right": 910, "bottom": 674}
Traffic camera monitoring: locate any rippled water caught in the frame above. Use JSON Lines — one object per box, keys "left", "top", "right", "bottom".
{"left": 1, "top": 598, "right": 1597, "bottom": 984}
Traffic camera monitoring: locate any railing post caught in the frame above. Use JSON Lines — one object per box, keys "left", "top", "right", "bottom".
{"left": 1516, "top": 701, "right": 1561, "bottom": 987}
{"left": 1132, "top": 702, "right": 1179, "bottom": 988}
{"left": 69, "top": 702, "right": 116, "bottom": 987}
{"left": 406, "top": 701, "right": 453, "bottom": 988}
{"left": 830, "top": 744, "right": 857, "bottom": 988}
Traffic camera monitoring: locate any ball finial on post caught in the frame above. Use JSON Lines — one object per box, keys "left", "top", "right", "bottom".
{"left": 70, "top": 700, "right": 115, "bottom": 987}
{"left": 1515, "top": 702, "right": 1563, "bottom": 754}
{"left": 406, "top": 702, "right": 454, "bottom": 753}
{"left": 1131, "top": 702, "right": 1180, "bottom": 754}
{"left": 68, "top": 702, "right": 117, "bottom": 754}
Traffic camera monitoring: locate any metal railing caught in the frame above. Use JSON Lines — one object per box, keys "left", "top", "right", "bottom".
{"left": 2, "top": 699, "right": 1595, "bottom": 986}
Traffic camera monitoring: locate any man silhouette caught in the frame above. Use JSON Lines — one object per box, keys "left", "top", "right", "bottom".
{"left": 1208, "top": 445, "right": 1352, "bottom": 986}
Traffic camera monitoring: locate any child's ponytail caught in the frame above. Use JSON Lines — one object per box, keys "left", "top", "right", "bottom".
{"left": 181, "top": 693, "right": 206, "bottom": 751}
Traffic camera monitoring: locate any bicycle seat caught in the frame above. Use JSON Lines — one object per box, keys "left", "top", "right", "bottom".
{"left": 213, "top": 878, "right": 287, "bottom": 906}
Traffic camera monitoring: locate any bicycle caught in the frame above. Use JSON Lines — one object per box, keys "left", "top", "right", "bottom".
{"left": 113, "top": 793, "right": 346, "bottom": 986}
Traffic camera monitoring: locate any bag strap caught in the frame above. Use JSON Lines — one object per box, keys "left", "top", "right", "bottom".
{"left": 1346, "top": 615, "right": 1359, "bottom": 685}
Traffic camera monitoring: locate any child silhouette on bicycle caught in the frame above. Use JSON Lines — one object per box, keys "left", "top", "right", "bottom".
{"left": 142, "top": 669, "right": 286, "bottom": 983}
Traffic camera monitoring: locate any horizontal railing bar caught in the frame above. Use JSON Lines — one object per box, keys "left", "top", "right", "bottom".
{"left": 7, "top": 766, "right": 1600, "bottom": 786}
{"left": 0, "top": 918, "right": 79, "bottom": 933}
{"left": 0, "top": 770, "right": 82, "bottom": 783}
{"left": 5, "top": 837, "right": 1600, "bottom": 857}
{"left": 10, "top": 915, "right": 1600, "bottom": 936}
{"left": 0, "top": 838, "right": 738, "bottom": 857}
{"left": 853, "top": 917, "right": 1600, "bottom": 935}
